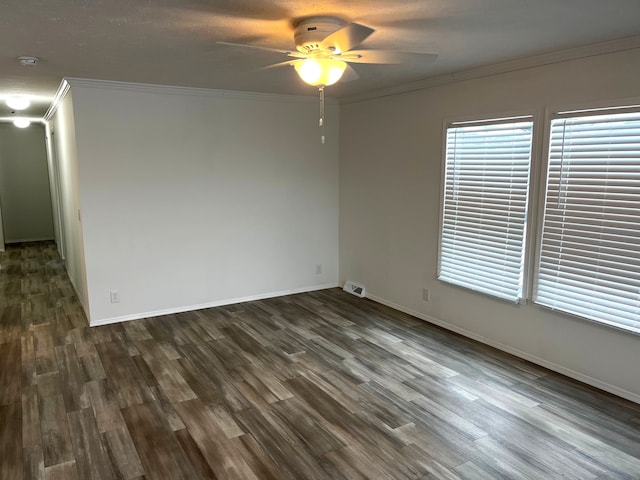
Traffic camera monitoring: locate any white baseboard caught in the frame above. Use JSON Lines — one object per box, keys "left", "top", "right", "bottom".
{"left": 367, "top": 293, "right": 640, "bottom": 405}
{"left": 89, "top": 283, "right": 340, "bottom": 327}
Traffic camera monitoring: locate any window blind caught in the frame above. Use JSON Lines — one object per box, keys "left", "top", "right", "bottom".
{"left": 439, "top": 118, "right": 533, "bottom": 302}
{"left": 536, "top": 110, "right": 640, "bottom": 333}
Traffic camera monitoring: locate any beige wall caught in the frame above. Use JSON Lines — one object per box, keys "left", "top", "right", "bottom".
{"left": 66, "top": 80, "right": 340, "bottom": 325}
{"left": 339, "top": 48, "right": 640, "bottom": 402}
{"left": 0, "top": 123, "right": 54, "bottom": 243}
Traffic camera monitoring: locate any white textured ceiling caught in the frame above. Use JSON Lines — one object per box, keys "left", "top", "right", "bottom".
{"left": 2, "top": 0, "right": 640, "bottom": 118}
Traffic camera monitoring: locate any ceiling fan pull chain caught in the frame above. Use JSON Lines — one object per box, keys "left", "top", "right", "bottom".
{"left": 319, "top": 86, "right": 326, "bottom": 144}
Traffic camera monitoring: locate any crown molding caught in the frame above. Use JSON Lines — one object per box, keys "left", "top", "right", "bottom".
{"left": 61, "top": 77, "right": 338, "bottom": 105}
{"left": 341, "top": 35, "right": 640, "bottom": 105}
{"left": 44, "top": 79, "right": 71, "bottom": 121}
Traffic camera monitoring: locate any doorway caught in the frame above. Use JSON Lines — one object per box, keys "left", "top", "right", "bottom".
{"left": 0, "top": 122, "right": 56, "bottom": 249}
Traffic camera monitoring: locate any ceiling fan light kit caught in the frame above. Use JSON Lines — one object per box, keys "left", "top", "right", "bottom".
{"left": 218, "top": 15, "right": 437, "bottom": 143}
{"left": 294, "top": 57, "right": 347, "bottom": 87}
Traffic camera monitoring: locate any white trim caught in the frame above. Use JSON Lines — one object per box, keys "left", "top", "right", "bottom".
{"left": 442, "top": 108, "right": 542, "bottom": 128}
{"left": 341, "top": 35, "right": 640, "bottom": 105}
{"left": 438, "top": 115, "right": 535, "bottom": 302}
{"left": 523, "top": 108, "right": 546, "bottom": 303}
{"left": 62, "top": 77, "right": 338, "bottom": 105}
{"left": 544, "top": 96, "right": 640, "bottom": 120}
{"left": 44, "top": 123, "right": 66, "bottom": 260}
{"left": 44, "top": 79, "right": 71, "bottom": 121}
{"left": 450, "top": 115, "right": 533, "bottom": 127}
{"left": 89, "top": 283, "right": 340, "bottom": 327}
{"left": 366, "top": 292, "right": 640, "bottom": 405}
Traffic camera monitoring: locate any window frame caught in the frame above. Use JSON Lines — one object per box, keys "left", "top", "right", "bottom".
{"left": 437, "top": 110, "right": 543, "bottom": 303}
{"left": 531, "top": 98, "right": 640, "bottom": 335}
{"left": 438, "top": 101, "right": 640, "bottom": 336}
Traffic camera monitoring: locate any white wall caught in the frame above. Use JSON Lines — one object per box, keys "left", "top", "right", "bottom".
{"left": 339, "top": 48, "right": 640, "bottom": 402}
{"left": 0, "top": 123, "right": 54, "bottom": 243}
{"left": 50, "top": 88, "right": 90, "bottom": 312}
{"left": 66, "top": 79, "right": 339, "bottom": 324}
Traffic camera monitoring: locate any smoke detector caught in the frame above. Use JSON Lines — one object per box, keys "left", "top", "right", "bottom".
{"left": 18, "top": 56, "right": 39, "bottom": 66}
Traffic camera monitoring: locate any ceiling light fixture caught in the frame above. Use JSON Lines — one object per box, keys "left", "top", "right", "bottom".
{"left": 294, "top": 58, "right": 347, "bottom": 87}
{"left": 218, "top": 16, "right": 437, "bottom": 145}
{"left": 6, "top": 95, "right": 31, "bottom": 110}
{"left": 13, "top": 118, "right": 31, "bottom": 128}
{"left": 293, "top": 58, "right": 347, "bottom": 145}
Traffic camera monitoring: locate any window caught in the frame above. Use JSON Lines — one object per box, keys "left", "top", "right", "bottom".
{"left": 439, "top": 117, "right": 534, "bottom": 302}
{"left": 535, "top": 108, "right": 640, "bottom": 333}
{"left": 439, "top": 106, "right": 640, "bottom": 334}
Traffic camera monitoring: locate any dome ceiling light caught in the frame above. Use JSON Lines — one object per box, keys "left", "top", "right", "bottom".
{"left": 6, "top": 95, "right": 31, "bottom": 110}
{"left": 13, "top": 118, "right": 31, "bottom": 128}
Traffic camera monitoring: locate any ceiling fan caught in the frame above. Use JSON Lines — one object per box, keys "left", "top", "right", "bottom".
{"left": 218, "top": 16, "right": 437, "bottom": 88}
{"left": 218, "top": 16, "right": 437, "bottom": 142}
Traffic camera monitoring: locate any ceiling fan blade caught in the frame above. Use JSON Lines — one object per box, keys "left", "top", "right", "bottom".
{"left": 260, "top": 59, "right": 301, "bottom": 70}
{"left": 216, "top": 41, "right": 306, "bottom": 58}
{"left": 338, "top": 50, "right": 438, "bottom": 64}
{"left": 320, "top": 23, "right": 375, "bottom": 54}
{"left": 341, "top": 64, "right": 360, "bottom": 83}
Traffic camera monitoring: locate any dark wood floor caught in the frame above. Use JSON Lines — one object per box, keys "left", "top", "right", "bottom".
{"left": 2, "top": 242, "right": 640, "bottom": 480}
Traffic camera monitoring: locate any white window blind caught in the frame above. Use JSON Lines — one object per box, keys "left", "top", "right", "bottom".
{"left": 536, "top": 110, "right": 640, "bottom": 333}
{"left": 439, "top": 118, "right": 533, "bottom": 302}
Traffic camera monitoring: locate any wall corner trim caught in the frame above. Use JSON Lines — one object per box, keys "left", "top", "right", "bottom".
{"left": 44, "top": 79, "right": 71, "bottom": 121}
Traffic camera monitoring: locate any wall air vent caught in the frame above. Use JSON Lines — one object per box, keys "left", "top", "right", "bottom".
{"left": 343, "top": 280, "right": 366, "bottom": 298}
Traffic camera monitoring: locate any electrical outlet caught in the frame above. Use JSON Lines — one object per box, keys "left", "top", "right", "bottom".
{"left": 315, "top": 264, "right": 322, "bottom": 275}
{"left": 110, "top": 289, "right": 120, "bottom": 304}
{"left": 422, "top": 288, "right": 430, "bottom": 302}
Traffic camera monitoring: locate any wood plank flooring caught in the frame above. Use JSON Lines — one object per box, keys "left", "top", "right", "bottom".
{"left": 2, "top": 241, "right": 640, "bottom": 479}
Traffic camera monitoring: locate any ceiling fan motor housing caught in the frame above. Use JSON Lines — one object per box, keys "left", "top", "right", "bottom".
{"left": 294, "top": 17, "right": 344, "bottom": 55}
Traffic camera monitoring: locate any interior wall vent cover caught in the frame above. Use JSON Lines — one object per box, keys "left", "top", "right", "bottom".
{"left": 343, "top": 280, "right": 366, "bottom": 298}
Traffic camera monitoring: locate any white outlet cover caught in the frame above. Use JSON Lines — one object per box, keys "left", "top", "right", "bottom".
{"left": 110, "top": 290, "right": 121, "bottom": 303}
